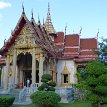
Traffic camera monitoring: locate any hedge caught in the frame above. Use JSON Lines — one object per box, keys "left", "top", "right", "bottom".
{"left": 0, "top": 95, "right": 15, "bottom": 107}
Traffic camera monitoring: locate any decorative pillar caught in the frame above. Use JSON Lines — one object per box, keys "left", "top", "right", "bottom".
{"left": 12, "top": 49, "right": 17, "bottom": 86}
{"left": 39, "top": 54, "right": 44, "bottom": 85}
{"left": 5, "top": 55, "right": 10, "bottom": 90}
{"left": 32, "top": 48, "right": 36, "bottom": 84}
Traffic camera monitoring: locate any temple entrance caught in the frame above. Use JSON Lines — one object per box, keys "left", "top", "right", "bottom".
{"left": 23, "top": 70, "right": 32, "bottom": 86}
{"left": 17, "top": 53, "right": 32, "bottom": 87}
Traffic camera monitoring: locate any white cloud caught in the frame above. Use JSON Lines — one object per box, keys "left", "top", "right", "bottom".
{"left": 0, "top": 1, "right": 11, "bottom": 9}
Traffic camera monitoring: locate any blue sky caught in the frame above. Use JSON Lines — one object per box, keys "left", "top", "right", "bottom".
{"left": 0, "top": 0, "right": 107, "bottom": 48}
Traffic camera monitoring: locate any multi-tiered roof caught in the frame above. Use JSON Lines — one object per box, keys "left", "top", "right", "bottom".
{"left": 0, "top": 4, "right": 98, "bottom": 64}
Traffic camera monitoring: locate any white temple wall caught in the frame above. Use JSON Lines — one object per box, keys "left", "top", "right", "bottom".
{"left": 57, "top": 59, "right": 76, "bottom": 86}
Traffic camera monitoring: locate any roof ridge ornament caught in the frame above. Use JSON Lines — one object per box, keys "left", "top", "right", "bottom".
{"left": 22, "top": 2, "right": 25, "bottom": 14}
{"left": 48, "top": 2, "right": 50, "bottom": 15}
{"left": 31, "top": 9, "right": 34, "bottom": 19}
{"left": 79, "top": 26, "right": 82, "bottom": 35}
{"left": 38, "top": 14, "right": 41, "bottom": 25}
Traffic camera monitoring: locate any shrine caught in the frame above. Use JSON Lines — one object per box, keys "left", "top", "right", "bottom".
{"left": 0, "top": 4, "right": 98, "bottom": 91}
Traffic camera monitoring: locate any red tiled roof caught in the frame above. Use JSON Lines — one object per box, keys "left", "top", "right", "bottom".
{"left": 54, "top": 32, "right": 64, "bottom": 43}
{"left": 65, "top": 34, "right": 79, "bottom": 46}
{"left": 74, "top": 57, "right": 97, "bottom": 63}
{"left": 64, "top": 48, "right": 78, "bottom": 53}
{"left": 80, "top": 38, "right": 97, "bottom": 49}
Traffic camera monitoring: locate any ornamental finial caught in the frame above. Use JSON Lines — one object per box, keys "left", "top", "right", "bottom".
{"left": 22, "top": 2, "right": 25, "bottom": 14}
{"left": 31, "top": 9, "right": 34, "bottom": 19}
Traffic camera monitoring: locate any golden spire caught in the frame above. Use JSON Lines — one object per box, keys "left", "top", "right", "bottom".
{"left": 45, "top": 2, "right": 56, "bottom": 34}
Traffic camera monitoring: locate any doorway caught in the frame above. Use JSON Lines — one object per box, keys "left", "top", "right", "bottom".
{"left": 23, "top": 70, "right": 32, "bottom": 86}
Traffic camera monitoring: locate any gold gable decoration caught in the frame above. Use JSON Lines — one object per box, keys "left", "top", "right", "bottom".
{"left": 62, "top": 62, "right": 70, "bottom": 75}
{"left": 15, "top": 24, "right": 35, "bottom": 48}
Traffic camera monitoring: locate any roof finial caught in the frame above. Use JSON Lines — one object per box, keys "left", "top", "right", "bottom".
{"left": 22, "top": 2, "right": 25, "bottom": 14}
{"left": 65, "top": 24, "right": 67, "bottom": 35}
{"left": 38, "top": 14, "right": 41, "bottom": 25}
{"left": 43, "top": 17, "right": 44, "bottom": 25}
{"left": 48, "top": 2, "right": 50, "bottom": 15}
{"left": 79, "top": 26, "right": 82, "bottom": 34}
{"left": 31, "top": 9, "right": 34, "bottom": 19}
{"left": 97, "top": 29, "right": 99, "bottom": 39}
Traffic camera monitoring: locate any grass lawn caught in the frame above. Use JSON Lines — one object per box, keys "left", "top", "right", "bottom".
{"left": 12, "top": 102, "right": 107, "bottom": 107}
{"left": 12, "top": 102, "right": 91, "bottom": 107}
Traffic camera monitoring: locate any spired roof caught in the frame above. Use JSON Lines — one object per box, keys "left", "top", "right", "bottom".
{"left": 45, "top": 3, "right": 56, "bottom": 34}
{"left": 0, "top": 7, "right": 59, "bottom": 57}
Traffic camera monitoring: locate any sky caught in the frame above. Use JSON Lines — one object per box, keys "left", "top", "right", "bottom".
{"left": 0, "top": 0, "right": 107, "bottom": 48}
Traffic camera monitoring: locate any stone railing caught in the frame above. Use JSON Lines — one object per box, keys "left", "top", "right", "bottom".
{"left": 7, "top": 83, "right": 13, "bottom": 93}
{"left": 19, "top": 86, "right": 26, "bottom": 102}
{"left": 26, "top": 83, "right": 39, "bottom": 96}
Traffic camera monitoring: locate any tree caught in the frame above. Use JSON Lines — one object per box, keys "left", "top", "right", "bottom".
{"left": 30, "top": 74, "right": 61, "bottom": 107}
{"left": 38, "top": 74, "right": 56, "bottom": 91}
{"left": 99, "top": 39, "right": 107, "bottom": 64}
{"left": 75, "top": 60, "right": 107, "bottom": 107}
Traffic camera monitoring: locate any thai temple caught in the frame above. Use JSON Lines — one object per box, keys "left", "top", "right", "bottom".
{"left": 0, "top": 4, "right": 98, "bottom": 91}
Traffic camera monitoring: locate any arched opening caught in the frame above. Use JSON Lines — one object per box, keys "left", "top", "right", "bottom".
{"left": 17, "top": 53, "right": 32, "bottom": 87}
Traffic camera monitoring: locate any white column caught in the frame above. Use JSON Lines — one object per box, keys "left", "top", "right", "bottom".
{"left": 5, "top": 55, "right": 10, "bottom": 90}
{"left": 39, "top": 54, "right": 44, "bottom": 85}
{"left": 12, "top": 49, "right": 17, "bottom": 86}
{"left": 32, "top": 48, "right": 36, "bottom": 84}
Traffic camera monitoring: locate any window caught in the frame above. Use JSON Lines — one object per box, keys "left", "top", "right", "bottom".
{"left": 64, "top": 74, "right": 68, "bottom": 83}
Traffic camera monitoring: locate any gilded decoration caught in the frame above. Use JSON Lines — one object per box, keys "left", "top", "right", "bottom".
{"left": 15, "top": 24, "right": 36, "bottom": 48}
{"left": 17, "top": 49, "right": 32, "bottom": 55}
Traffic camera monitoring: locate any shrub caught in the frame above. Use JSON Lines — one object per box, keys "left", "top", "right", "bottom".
{"left": 103, "top": 96, "right": 107, "bottom": 104}
{"left": 30, "top": 91, "right": 61, "bottom": 107}
{"left": 38, "top": 74, "right": 56, "bottom": 91}
{"left": 41, "top": 74, "right": 52, "bottom": 82}
{"left": 48, "top": 81, "right": 56, "bottom": 87}
{"left": 0, "top": 95, "right": 15, "bottom": 107}
{"left": 86, "top": 93, "right": 100, "bottom": 103}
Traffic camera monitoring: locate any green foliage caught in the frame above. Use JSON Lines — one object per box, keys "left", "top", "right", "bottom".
{"left": 86, "top": 93, "right": 100, "bottom": 103}
{"left": 103, "top": 96, "right": 107, "bottom": 103}
{"left": 0, "top": 95, "right": 15, "bottom": 107}
{"left": 95, "top": 86, "right": 107, "bottom": 95}
{"left": 38, "top": 74, "right": 56, "bottom": 91}
{"left": 86, "top": 60, "right": 107, "bottom": 76}
{"left": 86, "top": 76, "right": 98, "bottom": 87}
{"left": 30, "top": 91, "right": 61, "bottom": 107}
{"left": 74, "top": 59, "right": 107, "bottom": 107}
{"left": 41, "top": 74, "right": 52, "bottom": 82}
{"left": 48, "top": 81, "right": 56, "bottom": 87}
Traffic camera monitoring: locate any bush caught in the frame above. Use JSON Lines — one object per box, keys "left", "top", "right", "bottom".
{"left": 30, "top": 91, "right": 61, "bottom": 107}
{"left": 86, "top": 93, "right": 100, "bottom": 103}
{"left": 38, "top": 83, "right": 49, "bottom": 91}
{"left": 103, "top": 96, "right": 107, "bottom": 104}
{"left": 41, "top": 74, "right": 52, "bottom": 82}
{"left": 48, "top": 81, "right": 56, "bottom": 87}
{"left": 0, "top": 95, "right": 15, "bottom": 107}
{"left": 38, "top": 74, "right": 56, "bottom": 91}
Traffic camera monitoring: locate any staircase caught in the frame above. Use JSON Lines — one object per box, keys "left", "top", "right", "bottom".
{"left": 8, "top": 89, "right": 21, "bottom": 102}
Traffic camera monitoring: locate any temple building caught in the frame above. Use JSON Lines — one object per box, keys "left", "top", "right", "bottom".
{"left": 0, "top": 4, "right": 98, "bottom": 90}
